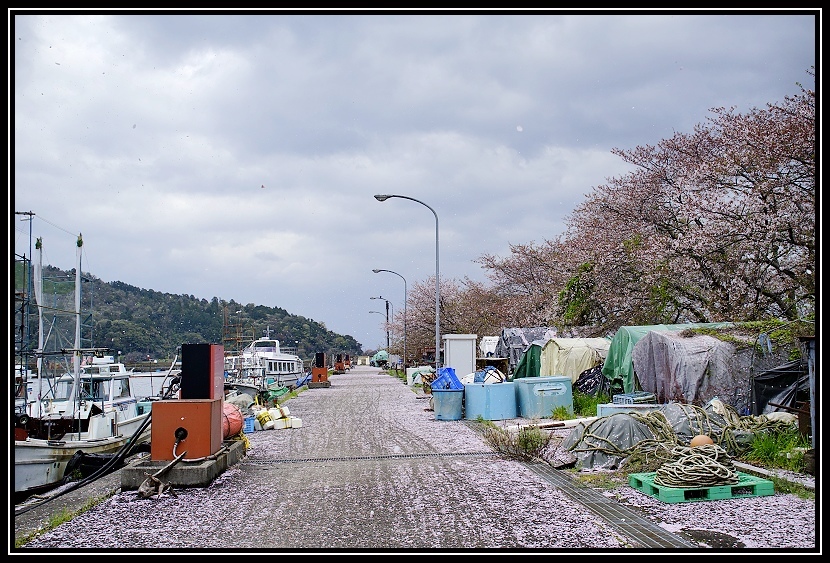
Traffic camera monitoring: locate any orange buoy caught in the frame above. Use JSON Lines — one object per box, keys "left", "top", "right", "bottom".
{"left": 222, "top": 401, "right": 244, "bottom": 438}
{"left": 690, "top": 434, "right": 714, "bottom": 447}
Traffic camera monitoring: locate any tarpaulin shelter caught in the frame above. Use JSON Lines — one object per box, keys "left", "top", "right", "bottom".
{"left": 632, "top": 330, "right": 757, "bottom": 413}
{"left": 370, "top": 350, "right": 389, "bottom": 367}
{"left": 540, "top": 337, "right": 611, "bottom": 382}
{"left": 601, "top": 322, "right": 733, "bottom": 393}
{"left": 494, "top": 327, "right": 558, "bottom": 375}
{"left": 512, "top": 340, "right": 546, "bottom": 379}
{"left": 750, "top": 359, "right": 810, "bottom": 415}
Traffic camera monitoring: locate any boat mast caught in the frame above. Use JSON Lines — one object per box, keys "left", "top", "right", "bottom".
{"left": 34, "top": 237, "right": 44, "bottom": 402}
{"left": 14, "top": 211, "right": 35, "bottom": 405}
{"left": 67, "top": 234, "right": 83, "bottom": 436}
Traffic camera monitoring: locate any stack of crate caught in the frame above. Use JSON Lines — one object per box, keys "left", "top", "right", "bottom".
{"left": 268, "top": 405, "right": 303, "bottom": 429}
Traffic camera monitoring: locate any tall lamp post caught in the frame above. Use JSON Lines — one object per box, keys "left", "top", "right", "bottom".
{"left": 369, "top": 310, "right": 387, "bottom": 348}
{"left": 374, "top": 194, "right": 440, "bottom": 372}
{"left": 372, "top": 269, "right": 406, "bottom": 368}
{"left": 370, "top": 296, "right": 392, "bottom": 350}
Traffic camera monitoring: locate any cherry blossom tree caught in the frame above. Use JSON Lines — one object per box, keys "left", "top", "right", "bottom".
{"left": 564, "top": 69, "right": 814, "bottom": 329}
{"left": 400, "top": 70, "right": 814, "bottom": 344}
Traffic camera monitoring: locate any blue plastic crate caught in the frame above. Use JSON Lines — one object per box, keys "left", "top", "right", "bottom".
{"left": 431, "top": 367, "right": 463, "bottom": 390}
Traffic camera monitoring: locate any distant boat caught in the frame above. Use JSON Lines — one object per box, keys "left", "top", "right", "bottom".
{"left": 14, "top": 356, "right": 151, "bottom": 496}
{"left": 224, "top": 335, "right": 305, "bottom": 402}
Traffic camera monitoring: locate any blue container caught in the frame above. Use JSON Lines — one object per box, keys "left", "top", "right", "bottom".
{"left": 432, "top": 388, "right": 464, "bottom": 420}
{"left": 431, "top": 367, "right": 463, "bottom": 390}
{"left": 464, "top": 382, "right": 517, "bottom": 420}
{"left": 243, "top": 416, "right": 256, "bottom": 433}
{"left": 514, "top": 376, "right": 573, "bottom": 418}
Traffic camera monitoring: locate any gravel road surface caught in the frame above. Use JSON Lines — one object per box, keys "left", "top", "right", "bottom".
{"left": 13, "top": 366, "right": 818, "bottom": 554}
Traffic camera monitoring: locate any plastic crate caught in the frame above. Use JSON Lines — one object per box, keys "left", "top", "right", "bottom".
{"left": 243, "top": 417, "right": 255, "bottom": 433}
{"left": 613, "top": 391, "right": 656, "bottom": 404}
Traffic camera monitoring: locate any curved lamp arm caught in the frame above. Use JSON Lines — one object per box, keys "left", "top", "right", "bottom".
{"left": 374, "top": 195, "right": 439, "bottom": 371}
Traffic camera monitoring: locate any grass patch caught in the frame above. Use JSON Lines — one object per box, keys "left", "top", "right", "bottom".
{"left": 766, "top": 474, "right": 814, "bottom": 500}
{"left": 551, "top": 405, "right": 573, "bottom": 420}
{"left": 15, "top": 493, "right": 114, "bottom": 548}
{"left": 274, "top": 385, "right": 304, "bottom": 406}
{"left": 570, "top": 470, "right": 627, "bottom": 490}
{"left": 573, "top": 390, "right": 610, "bottom": 418}
{"left": 387, "top": 368, "right": 406, "bottom": 383}
{"left": 535, "top": 390, "right": 609, "bottom": 420}
{"left": 740, "top": 427, "right": 811, "bottom": 473}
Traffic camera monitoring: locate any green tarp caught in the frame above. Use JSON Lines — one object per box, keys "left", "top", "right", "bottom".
{"left": 512, "top": 341, "right": 545, "bottom": 379}
{"left": 370, "top": 350, "right": 389, "bottom": 367}
{"left": 601, "top": 322, "right": 733, "bottom": 393}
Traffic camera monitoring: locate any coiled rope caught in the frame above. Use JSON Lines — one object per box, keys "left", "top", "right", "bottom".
{"left": 566, "top": 401, "right": 800, "bottom": 479}
{"left": 653, "top": 443, "right": 738, "bottom": 488}
{"left": 567, "top": 411, "right": 680, "bottom": 470}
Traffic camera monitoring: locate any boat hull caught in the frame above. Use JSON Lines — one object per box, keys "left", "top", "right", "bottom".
{"left": 14, "top": 414, "right": 151, "bottom": 494}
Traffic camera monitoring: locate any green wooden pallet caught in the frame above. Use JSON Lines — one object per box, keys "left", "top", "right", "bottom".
{"left": 628, "top": 471, "right": 775, "bottom": 504}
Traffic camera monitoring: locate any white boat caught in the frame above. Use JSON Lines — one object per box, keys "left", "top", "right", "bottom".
{"left": 224, "top": 335, "right": 305, "bottom": 400}
{"left": 14, "top": 356, "right": 152, "bottom": 496}
{"left": 14, "top": 235, "right": 151, "bottom": 498}
{"left": 129, "top": 366, "right": 183, "bottom": 401}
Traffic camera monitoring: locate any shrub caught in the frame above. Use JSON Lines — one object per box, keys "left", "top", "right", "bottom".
{"left": 483, "top": 424, "right": 552, "bottom": 461}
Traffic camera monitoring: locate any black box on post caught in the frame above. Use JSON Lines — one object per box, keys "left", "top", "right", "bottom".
{"left": 181, "top": 343, "right": 224, "bottom": 400}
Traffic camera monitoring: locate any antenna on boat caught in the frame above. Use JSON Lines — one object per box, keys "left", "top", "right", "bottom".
{"left": 263, "top": 326, "right": 272, "bottom": 338}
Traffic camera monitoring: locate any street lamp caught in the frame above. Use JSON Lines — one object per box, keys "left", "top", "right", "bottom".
{"left": 374, "top": 194, "right": 440, "bottom": 372}
{"left": 369, "top": 310, "right": 387, "bottom": 349}
{"left": 372, "top": 269, "right": 407, "bottom": 369}
{"left": 370, "top": 296, "right": 392, "bottom": 350}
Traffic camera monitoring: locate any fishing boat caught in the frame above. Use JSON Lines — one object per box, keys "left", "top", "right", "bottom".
{"left": 13, "top": 234, "right": 151, "bottom": 499}
{"left": 224, "top": 333, "right": 305, "bottom": 402}
{"left": 129, "top": 362, "right": 183, "bottom": 401}
{"left": 14, "top": 356, "right": 152, "bottom": 497}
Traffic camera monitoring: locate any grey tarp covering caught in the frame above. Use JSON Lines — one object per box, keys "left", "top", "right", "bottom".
{"left": 562, "top": 412, "right": 657, "bottom": 470}
{"left": 600, "top": 322, "right": 734, "bottom": 393}
{"left": 540, "top": 337, "right": 611, "bottom": 383}
{"left": 632, "top": 331, "right": 753, "bottom": 413}
{"left": 561, "top": 402, "right": 756, "bottom": 470}
{"left": 494, "top": 327, "right": 558, "bottom": 375}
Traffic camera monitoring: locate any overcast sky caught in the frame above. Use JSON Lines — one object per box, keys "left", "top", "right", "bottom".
{"left": 10, "top": 10, "right": 817, "bottom": 352}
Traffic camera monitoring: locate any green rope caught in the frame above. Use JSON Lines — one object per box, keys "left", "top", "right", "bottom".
{"left": 565, "top": 402, "right": 799, "bottom": 473}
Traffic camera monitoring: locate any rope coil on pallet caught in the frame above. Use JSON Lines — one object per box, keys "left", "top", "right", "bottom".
{"left": 563, "top": 399, "right": 803, "bottom": 473}
{"left": 653, "top": 443, "right": 738, "bottom": 488}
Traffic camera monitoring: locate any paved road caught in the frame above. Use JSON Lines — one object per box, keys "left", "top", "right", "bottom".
{"left": 21, "top": 366, "right": 816, "bottom": 553}
{"left": 16, "top": 366, "right": 654, "bottom": 552}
